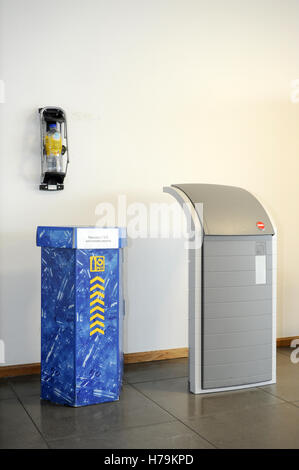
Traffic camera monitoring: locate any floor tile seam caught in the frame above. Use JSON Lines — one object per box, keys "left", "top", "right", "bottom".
{"left": 12, "top": 392, "right": 50, "bottom": 449}
{"left": 260, "top": 389, "right": 299, "bottom": 409}
{"left": 129, "top": 383, "right": 218, "bottom": 449}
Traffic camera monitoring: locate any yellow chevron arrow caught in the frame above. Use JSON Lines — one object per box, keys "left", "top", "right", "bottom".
{"left": 90, "top": 299, "right": 104, "bottom": 308}
{"left": 90, "top": 297, "right": 105, "bottom": 306}
{"left": 90, "top": 283, "right": 104, "bottom": 292}
{"left": 90, "top": 305, "right": 104, "bottom": 314}
{"left": 90, "top": 327, "right": 104, "bottom": 336}
{"left": 90, "top": 290, "right": 104, "bottom": 299}
{"left": 90, "top": 320, "right": 104, "bottom": 329}
{"left": 90, "top": 276, "right": 105, "bottom": 284}
{"left": 90, "top": 313, "right": 104, "bottom": 321}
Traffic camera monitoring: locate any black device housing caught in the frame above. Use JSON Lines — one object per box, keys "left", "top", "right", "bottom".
{"left": 39, "top": 107, "right": 69, "bottom": 191}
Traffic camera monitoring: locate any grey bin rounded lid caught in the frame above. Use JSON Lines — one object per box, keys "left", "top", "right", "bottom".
{"left": 171, "top": 184, "right": 274, "bottom": 236}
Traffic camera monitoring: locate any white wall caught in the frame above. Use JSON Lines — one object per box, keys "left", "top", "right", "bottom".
{"left": 0, "top": 0, "right": 299, "bottom": 365}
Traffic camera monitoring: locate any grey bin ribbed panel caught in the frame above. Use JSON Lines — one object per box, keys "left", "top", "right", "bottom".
{"left": 202, "top": 235, "right": 273, "bottom": 389}
{"left": 205, "top": 270, "right": 272, "bottom": 288}
{"left": 204, "top": 329, "right": 273, "bottom": 350}
{"left": 204, "top": 285, "right": 272, "bottom": 303}
{"left": 205, "top": 299, "right": 272, "bottom": 318}
{"left": 204, "top": 343, "right": 272, "bottom": 365}
{"left": 205, "top": 255, "right": 272, "bottom": 273}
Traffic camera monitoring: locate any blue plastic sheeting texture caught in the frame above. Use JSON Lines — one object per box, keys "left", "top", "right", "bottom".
{"left": 37, "top": 226, "right": 74, "bottom": 248}
{"left": 40, "top": 246, "right": 123, "bottom": 407}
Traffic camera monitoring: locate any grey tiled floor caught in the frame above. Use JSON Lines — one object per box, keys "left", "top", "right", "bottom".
{"left": 1, "top": 348, "right": 299, "bottom": 449}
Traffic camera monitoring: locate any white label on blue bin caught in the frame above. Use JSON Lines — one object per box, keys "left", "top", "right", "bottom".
{"left": 76, "top": 228, "right": 119, "bottom": 249}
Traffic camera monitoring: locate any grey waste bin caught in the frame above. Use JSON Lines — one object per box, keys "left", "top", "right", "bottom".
{"left": 164, "top": 184, "right": 276, "bottom": 394}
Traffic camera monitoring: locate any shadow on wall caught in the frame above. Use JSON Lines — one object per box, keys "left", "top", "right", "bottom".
{"left": 0, "top": 228, "right": 41, "bottom": 365}
{"left": 0, "top": 268, "right": 40, "bottom": 366}
{"left": 124, "top": 236, "right": 188, "bottom": 353}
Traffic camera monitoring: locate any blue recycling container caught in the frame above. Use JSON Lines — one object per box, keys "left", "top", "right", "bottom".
{"left": 36, "top": 226, "right": 126, "bottom": 407}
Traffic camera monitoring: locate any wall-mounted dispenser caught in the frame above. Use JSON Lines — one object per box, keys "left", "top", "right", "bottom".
{"left": 39, "top": 106, "right": 69, "bottom": 191}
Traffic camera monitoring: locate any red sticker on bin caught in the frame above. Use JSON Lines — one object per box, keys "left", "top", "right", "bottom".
{"left": 256, "top": 221, "right": 265, "bottom": 230}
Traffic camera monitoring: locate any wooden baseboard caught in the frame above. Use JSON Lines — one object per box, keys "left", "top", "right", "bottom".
{"left": 124, "top": 347, "right": 188, "bottom": 364}
{"left": 0, "top": 339, "right": 296, "bottom": 378}
{"left": 0, "top": 362, "right": 41, "bottom": 379}
{"left": 276, "top": 336, "right": 299, "bottom": 348}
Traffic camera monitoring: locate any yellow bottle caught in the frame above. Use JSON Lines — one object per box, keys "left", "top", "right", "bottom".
{"left": 44, "top": 124, "right": 63, "bottom": 172}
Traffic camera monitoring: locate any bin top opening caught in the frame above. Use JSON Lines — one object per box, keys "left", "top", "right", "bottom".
{"left": 170, "top": 184, "right": 274, "bottom": 236}
{"left": 36, "top": 226, "right": 127, "bottom": 249}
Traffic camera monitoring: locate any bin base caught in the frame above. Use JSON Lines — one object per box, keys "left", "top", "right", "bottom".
{"left": 41, "top": 381, "right": 122, "bottom": 407}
